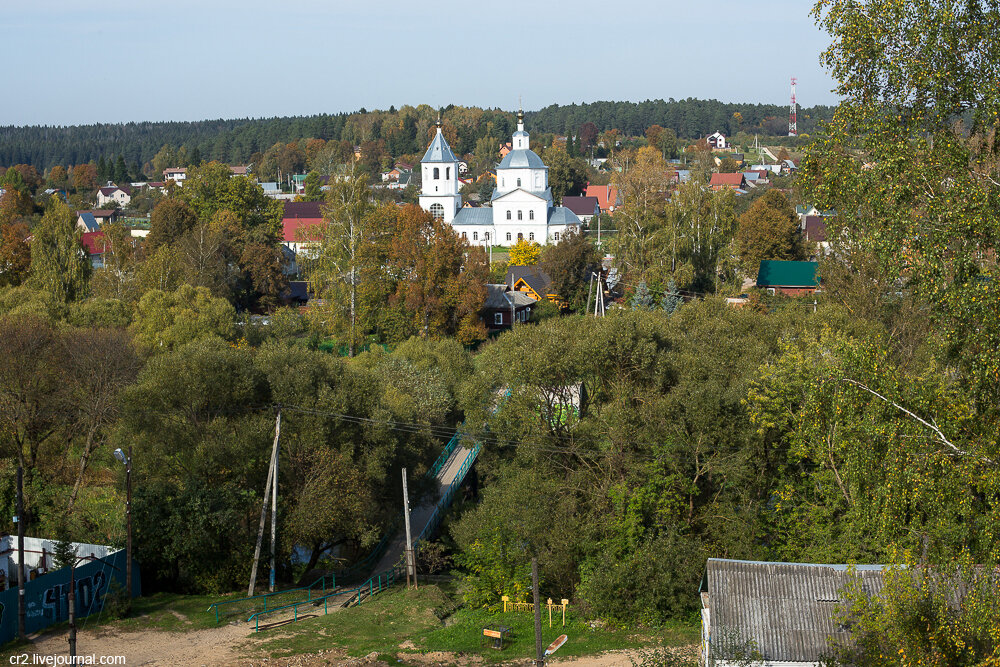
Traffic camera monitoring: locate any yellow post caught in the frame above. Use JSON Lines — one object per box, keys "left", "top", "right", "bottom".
{"left": 502, "top": 595, "right": 509, "bottom": 613}
{"left": 547, "top": 598, "right": 552, "bottom": 628}
{"left": 561, "top": 599, "right": 569, "bottom": 626}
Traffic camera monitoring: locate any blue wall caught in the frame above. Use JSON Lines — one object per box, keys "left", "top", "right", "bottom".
{"left": 0, "top": 550, "right": 140, "bottom": 644}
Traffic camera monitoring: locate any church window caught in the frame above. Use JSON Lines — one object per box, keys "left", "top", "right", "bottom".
{"left": 446, "top": 167, "right": 450, "bottom": 179}
{"left": 506, "top": 210, "right": 511, "bottom": 220}
{"left": 535, "top": 175, "right": 541, "bottom": 188}
{"left": 554, "top": 232, "right": 560, "bottom": 241}
{"left": 485, "top": 232, "right": 490, "bottom": 240}
{"left": 430, "top": 203, "right": 444, "bottom": 220}
{"left": 529, "top": 210, "right": 534, "bottom": 220}
{"left": 517, "top": 210, "right": 522, "bottom": 220}
{"left": 506, "top": 232, "right": 511, "bottom": 241}
{"left": 473, "top": 232, "right": 478, "bottom": 240}
{"left": 433, "top": 167, "right": 440, "bottom": 179}
{"left": 517, "top": 178, "right": 521, "bottom": 187}
{"left": 529, "top": 232, "right": 534, "bottom": 241}
{"left": 461, "top": 232, "right": 467, "bottom": 239}
{"left": 517, "top": 232, "right": 523, "bottom": 240}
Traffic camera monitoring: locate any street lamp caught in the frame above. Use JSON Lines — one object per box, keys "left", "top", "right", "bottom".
{"left": 113, "top": 447, "right": 132, "bottom": 601}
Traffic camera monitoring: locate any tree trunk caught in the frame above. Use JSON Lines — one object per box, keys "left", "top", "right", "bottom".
{"left": 67, "top": 429, "right": 98, "bottom": 512}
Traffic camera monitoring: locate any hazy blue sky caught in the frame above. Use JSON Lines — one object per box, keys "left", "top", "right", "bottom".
{"left": 2, "top": 0, "right": 839, "bottom": 127}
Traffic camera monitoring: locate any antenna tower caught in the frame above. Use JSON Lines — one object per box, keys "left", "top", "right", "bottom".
{"left": 788, "top": 77, "right": 798, "bottom": 137}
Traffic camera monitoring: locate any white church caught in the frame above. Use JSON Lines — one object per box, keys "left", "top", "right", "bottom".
{"left": 418, "top": 111, "right": 582, "bottom": 246}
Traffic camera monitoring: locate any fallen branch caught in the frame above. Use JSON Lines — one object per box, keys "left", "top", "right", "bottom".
{"left": 840, "top": 378, "right": 995, "bottom": 466}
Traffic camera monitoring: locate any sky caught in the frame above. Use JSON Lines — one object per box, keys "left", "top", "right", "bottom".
{"left": 2, "top": 0, "right": 840, "bottom": 127}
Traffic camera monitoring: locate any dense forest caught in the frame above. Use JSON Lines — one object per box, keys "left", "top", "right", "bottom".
{"left": 0, "top": 98, "right": 834, "bottom": 174}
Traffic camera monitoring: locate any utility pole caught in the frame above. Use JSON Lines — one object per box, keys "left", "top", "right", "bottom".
{"left": 16, "top": 466, "right": 25, "bottom": 640}
{"left": 249, "top": 409, "right": 280, "bottom": 597}
{"left": 269, "top": 410, "right": 280, "bottom": 593}
{"left": 401, "top": 468, "right": 416, "bottom": 589}
{"left": 532, "top": 557, "right": 543, "bottom": 667}
{"left": 125, "top": 445, "right": 132, "bottom": 602}
{"left": 586, "top": 273, "right": 594, "bottom": 315}
{"left": 68, "top": 551, "right": 77, "bottom": 661}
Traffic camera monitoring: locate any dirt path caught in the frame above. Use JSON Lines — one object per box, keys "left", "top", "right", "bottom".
{"left": 21, "top": 619, "right": 693, "bottom": 667}
{"left": 24, "top": 622, "right": 252, "bottom": 666}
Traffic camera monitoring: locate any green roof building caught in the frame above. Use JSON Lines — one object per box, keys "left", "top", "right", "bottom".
{"left": 756, "top": 260, "right": 819, "bottom": 294}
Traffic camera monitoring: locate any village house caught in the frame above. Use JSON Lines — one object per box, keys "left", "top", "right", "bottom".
{"left": 80, "top": 231, "right": 108, "bottom": 269}
{"left": 700, "top": 558, "right": 886, "bottom": 667}
{"left": 584, "top": 184, "right": 619, "bottom": 214}
{"left": 707, "top": 131, "right": 727, "bottom": 150}
{"left": 709, "top": 173, "right": 746, "bottom": 191}
{"left": 163, "top": 167, "right": 187, "bottom": 183}
{"left": 96, "top": 183, "right": 131, "bottom": 208}
{"left": 804, "top": 216, "right": 830, "bottom": 255}
{"left": 560, "top": 196, "right": 600, "bottom": 223}
{"left": 280, "top": 200, "right": 325, "bottom": 275}
{"left": 483, "top": 283, "right": 536, "bottom": 332}
{"left": 505, "top": 265, "right": 559, "bottom": 303}
{"left": 756, "top": 260, "right": 819, "bottom": 296}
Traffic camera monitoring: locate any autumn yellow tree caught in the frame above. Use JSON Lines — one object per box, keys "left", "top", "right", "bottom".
{"left": 508, "top": 238, "right": 541, "bottom": 266}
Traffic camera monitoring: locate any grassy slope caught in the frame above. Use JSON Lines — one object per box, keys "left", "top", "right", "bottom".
{"left": 247, "top": 584, "right": 699, "bottom": 664}
{"left": 2, "top": 584, "right": 699, "bottom": 663}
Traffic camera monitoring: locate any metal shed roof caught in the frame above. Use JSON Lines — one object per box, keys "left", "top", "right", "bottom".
{"left": 706, "top": 559, "right": 885, "bottom": 663}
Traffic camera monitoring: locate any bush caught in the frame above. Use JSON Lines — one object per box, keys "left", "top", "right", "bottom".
{"left": 102, "top": 577, "right": 131, "bottom": 619}
{"left": 577, "top": 532, "right": 704, "bottom": 625}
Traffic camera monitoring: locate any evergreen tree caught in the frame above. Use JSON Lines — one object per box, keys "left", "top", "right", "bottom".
{"left": 113, "top": 155, "right": 129, "bottom": 185}
{"left": 660, "top": 280, "right": 681, "bottom": 314}
{"left": 97, "top": 155, "right": 109, "bottom": 184}
{"left": 631, "top": 280, "right": 653, "bottom": 310}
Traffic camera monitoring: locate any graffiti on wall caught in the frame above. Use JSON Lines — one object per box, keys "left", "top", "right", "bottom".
{"left": 27, "top": 570, "right": 108, "bottom": 622}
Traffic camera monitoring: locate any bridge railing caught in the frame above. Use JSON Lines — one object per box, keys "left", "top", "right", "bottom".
{"left": 207, "top": 573, "right": 335, "bottom": 625}
{"left": 416, "top": 442, "right": 482, "bottom": 546}
{"left": 427, "top": 430, "right": 464, "bottom": 479}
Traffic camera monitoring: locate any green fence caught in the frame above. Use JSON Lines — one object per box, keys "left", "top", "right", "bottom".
{"left": 206, "top": 573, "right": 335, "bottom": 625}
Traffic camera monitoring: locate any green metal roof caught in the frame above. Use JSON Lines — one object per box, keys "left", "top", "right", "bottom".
{"left": 756, "top": 260, "right": 819, "bottom": 288}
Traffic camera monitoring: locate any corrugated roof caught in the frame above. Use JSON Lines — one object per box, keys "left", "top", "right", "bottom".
{"left": 710, "top": 173, "right": 745, "bottom": 187}
{"left": 756, "top": 260, "right": 819, "bottom": 288}
{"left": 452, "top": 207, "right": 494, "bottom": 226}
{"left": 422, "top": 129, "right": 458, "bottom": 163}
{"left": 707, "top": 559, "right": 885, "bottom": 663}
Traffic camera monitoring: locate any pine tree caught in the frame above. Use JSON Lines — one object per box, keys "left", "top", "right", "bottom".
{"left": 113, "top": 155, "right": 129, "bottom": 185}
{"left": 97, "top": 155, "right": 109, "bottom": 184}
{"left": 631, "top": 280, "right": 653, "bottom": 310}
{"left": 660, "top": 280, "right": 681, "bottom": 314}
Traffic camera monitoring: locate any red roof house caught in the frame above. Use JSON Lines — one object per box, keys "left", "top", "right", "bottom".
{"left": 584, "top": 185, "right": 620, "bottom": 213}
{"left": 709, "top": 173, "right": 746, "bottom": 191}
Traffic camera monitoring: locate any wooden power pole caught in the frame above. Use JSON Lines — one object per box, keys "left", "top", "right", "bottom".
{"left": 17, "top": 466, "right": 25, "bottom": 639}
{"left": 402, "top": 468, "right": 416, "bottom": 589}
{"left": 249, "top": 409, "right": 281, "bottom": 597}
{"left": 532, "top": 557, "right": 543, "bottom": 667}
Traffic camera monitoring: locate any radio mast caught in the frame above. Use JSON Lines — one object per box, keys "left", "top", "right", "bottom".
{"left": 788, "top": 77, "right": 798, "bottom": 137}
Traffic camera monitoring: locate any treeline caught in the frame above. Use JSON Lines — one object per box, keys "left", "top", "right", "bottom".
{"left": 0, "top": 99, "right": 835, "bottom": 174}
{"left": 528, "top": 98, "right": 836, "bottom": 140}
